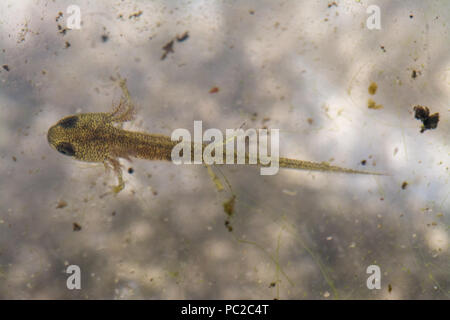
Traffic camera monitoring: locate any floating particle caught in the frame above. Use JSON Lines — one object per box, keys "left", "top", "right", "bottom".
{"left": 401, "top": 181, "right": 408, "bottom": 190}
{"left": 57, "top": 24, "right": 69, "bottom": 36}
{"left": 129, "top": 10, "right": 143, "bottom": 19}
{"left": 73, "top": 222, "right": 82, "bottom": 231}
{"left": 56, "top": 200, "right": 68, "bottom": 209}
{"left": 2, "top": 64, "right": 10, "bottom": 71}
{"left": 413, "top": 105, "right": 439, "bottom": 133}
{"left": 411, "top": 69, "right": 421, "bottom": 79}
{"left": 368, "top": 82, "right": 378, "bottom": 95}
{"left": 176, "top": 31, "right": 189, "bottom": 42}
{"left": 223, "top": 195, "right": 236, "bottom": 232}
{"left": 55, "top": 12, "right": 63, "bottom": 22}
{"left": 161, "top": 40, "right": 174, "bottom": 60}
{"left": 282, "top": 189, "right": 297, "bottom": 196}
{"left": 209, "top": 86, "right": 219, "bottom": 94}
{"left": 223, "top": 195, "right": 236, "bottom": 217}
{"left": 328, "top": 2, "right": 338, "bottom": 8}
{"left": 368, "top": 98, "right": 383, "bottom": 109}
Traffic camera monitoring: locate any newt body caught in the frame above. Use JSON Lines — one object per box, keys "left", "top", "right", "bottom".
{"left": 47, "top": 78, "right": 382, "bottom": 193}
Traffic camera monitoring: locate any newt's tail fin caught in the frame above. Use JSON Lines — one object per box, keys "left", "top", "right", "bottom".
{"left": 278, "top": 157, "right": 385, "bottom": 175}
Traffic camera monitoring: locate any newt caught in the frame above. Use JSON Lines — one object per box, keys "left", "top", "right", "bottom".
{"left": 47, "top": 77, "right": 383, "bottom": 193}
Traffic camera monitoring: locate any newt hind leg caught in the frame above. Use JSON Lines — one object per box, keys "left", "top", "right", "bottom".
{"left": 104, "top": 157, "right": 125, "bottom": 194}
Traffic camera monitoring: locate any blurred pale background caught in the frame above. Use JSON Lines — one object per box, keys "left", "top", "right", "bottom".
{"left": 0, "top": 0, "right": 448, "bottom": 299}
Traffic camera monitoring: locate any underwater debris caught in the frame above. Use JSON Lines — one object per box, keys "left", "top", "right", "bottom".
{"left": 56, "top": 200, "right": 68, "bottom": 209}
{"left": 328, "top": 2, "right": 338, "bottom": 8}
{"left": 223, "top": 194, "right": 236, "bottom": 232}
{"left": 55, "top": 12, "right": 63, "bottom": 22}
{"left": 57, "top": 24, "right": 69, "bottom": 36}
{"left": 161, "top": 40, "right": 174, "bottom": 60}
{"left": 161, "top": 31, "right": 190, "bottom": 60}
{"left": 176, "top": 31, "right": 189, "bottom": 42}
{"left": 411, "top": 69, "right": 421, "bottom": 79}
{"left": 368, "top": 98, "right": 383, "bottom": 110}
{"left": 368, "top": 82, "right": 378, "bottom": 95}
{"left": 413, "top": 105, "right": 439, "bottom": 133}
{"left": 209, "top": 86, "right": 219, "bottom": 94}
{"left": 129, "top": 10, "right": 143, "bottom": 19}
{"left": 73, "top": 222, "right": 82, "bottom": 231}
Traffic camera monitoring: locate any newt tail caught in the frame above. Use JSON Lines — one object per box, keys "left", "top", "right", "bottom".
{"left": 278, "top": 157, "right": 383, "bottom": 175}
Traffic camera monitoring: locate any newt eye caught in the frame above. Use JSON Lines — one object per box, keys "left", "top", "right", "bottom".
{"left": 58, "top": 116, "right": 78, "bottom": 129}
{"left": 56, "top": 142, "right": 75, "bottom": 156}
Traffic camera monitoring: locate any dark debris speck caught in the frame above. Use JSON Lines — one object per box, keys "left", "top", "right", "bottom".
{"left": 176, "top": 31, "right": 189, "bottom": 42}
{"left": 413, "top": 105, "right": 439, "bottom": 133}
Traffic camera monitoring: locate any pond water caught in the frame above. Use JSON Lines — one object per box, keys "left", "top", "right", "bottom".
{"left": 0, "top": 0, "right": 448, "bottom": 299}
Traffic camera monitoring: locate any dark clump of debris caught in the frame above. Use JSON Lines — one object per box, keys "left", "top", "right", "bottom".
{"left": 161, "top": 31, "right": 189, "bottom": 60}
{"left": 176, "top": 31, "right": 189, "bottom": 42}
{"left": 223, "top": 194, "right": 236, "bottom": 232}
{"left": 73, "top": 222, "right": 82, "bottom": 231}
{"left": 413, "top": 105, "right": 439, "bottom": 133}
{"left": 57, "top": 24, "right": 69, "bottom": 36}
{"left": 161, "top": 40, "right": 174, "bottom": 60}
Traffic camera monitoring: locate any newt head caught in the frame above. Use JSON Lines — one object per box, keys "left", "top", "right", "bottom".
{"left": 47, "top": 112, "right": 114, "bottom": 163}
